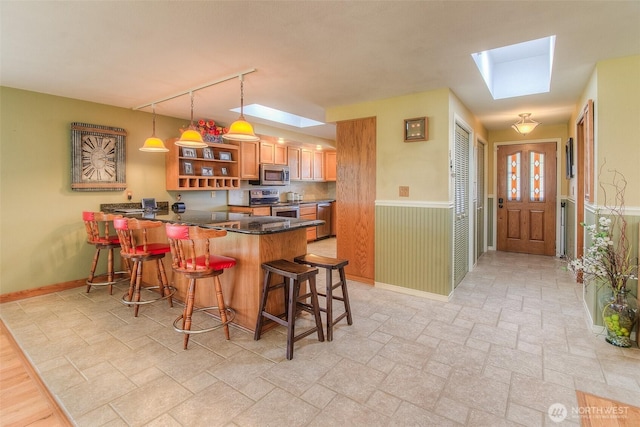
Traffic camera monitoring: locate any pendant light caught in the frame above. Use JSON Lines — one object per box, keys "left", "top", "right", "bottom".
{"left": 176, "top": 91, "right": 208, "bottom": 148}
{"left": 511, "top": 113, "right": 540, "bottom": 136}
{"left": 223, "top": 75, "right": 260, "bottom": 142}
{"left": 139, "top": 104, "right": 169, "bottom": 152}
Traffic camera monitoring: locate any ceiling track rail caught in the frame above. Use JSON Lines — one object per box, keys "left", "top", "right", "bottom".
{"left": 133, "top": 68, "right": 257, "bottom": 111}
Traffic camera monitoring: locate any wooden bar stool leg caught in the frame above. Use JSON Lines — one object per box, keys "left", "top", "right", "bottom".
{"left": 309, "top": 275, "right": 325, "bottom": 343}
{"left": 182, "top": 279, "right": 196, "bottom": 350}
{"left": 156, "top": 259, "right": 173, "bottom": 307}
{"left": 254, "top": 270, "right": 271, "bottom": 340}
{"left": 325, "top": 269, "right": 334, "bottom": 341}
{"left": 126, "top": 262, "right": 138, "bottom": 306}
{"left": 87, "top": 249, "right": 101, "bottom": 293}
{"left": 339, "top": 267, "right": 353, "bottom": 326}
{"left": 286, "top": 276, "right": 298, "bottom": 360}
{"left": 133, "top": 262, "right": 143, "bottom": 317}
{"left": 106, "top": 248, "right": 115, "bottom": 295}
{"left": 214, "top": 276, "right": 230, "bottom": 340}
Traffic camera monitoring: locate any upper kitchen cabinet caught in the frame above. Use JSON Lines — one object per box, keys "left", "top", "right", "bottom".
{"left": 165, "top": 139, "right": 240, "bottom": 190}
{"left": 287, "top": 146, "right": 301, "bottom": 180}
{"left": 260, "top": 141, "right": 287, "bottom": 165}
{"left": 325, "top": 151, "right": 336, "bottom": 181}
{"left": 300, "top": 148, "right": 313, "bottom": 180}
{"left": 313, "top": 151, "right": 325, "bottom": 181}
{"left": 229, "top": 140, "right": 259, "bottom": 179}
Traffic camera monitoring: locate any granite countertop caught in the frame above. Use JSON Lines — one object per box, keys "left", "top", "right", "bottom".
{"left": 104, "top": 209, "right": 323, "bottom": 235}
{"left": 229, "top": 198, "right": 335, "bottom": 208}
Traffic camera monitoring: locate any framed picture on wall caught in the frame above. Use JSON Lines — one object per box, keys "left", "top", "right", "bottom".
{"left": 404, "top": 117, "right": 428, "bottom": 142}
{"left": 565, "top": 137, "right": 574, "bottom": 179}
{"left": 203, "top": 148, "right": 213, "bottom": 159}
{"left": 201, "top": 166, "right": 213, "bottom": 176}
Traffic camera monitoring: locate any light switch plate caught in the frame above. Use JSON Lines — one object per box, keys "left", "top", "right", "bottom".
{"left": 399, "top": 186, "right": 409, "bottom": 197}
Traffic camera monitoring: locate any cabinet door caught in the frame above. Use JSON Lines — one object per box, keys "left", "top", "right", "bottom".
{"left": 239, "top": 141, "right": 259, "bottom": 179}
{"left": 300, "top": 204, "right": 317, "bottom": 242}
{"left": 260, "top": 142, "right": 275, "bottom": 164}
{"left": 313, "top": 151, "right": 324, "bottom": 181}
{"left": 251, "top": 206, "right": 272, "bottom": 216}
{"left": 325, "top": 151, "right": 337, "bottom": 181}
{"left": 274, "top": 144, "right": 287, "bottom": 165}
{"left": 288, "top": 147, "right": 301, "bottom": 180}
{"left": 301, "top": 149, "right": 313, "bottom": 180}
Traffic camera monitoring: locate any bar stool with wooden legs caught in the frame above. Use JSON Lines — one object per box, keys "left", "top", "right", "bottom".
{"left": 165, "top": 223, "right": 236, "bottom": 349}
{"left": 113, "top": 218, "right": 175, "bottom": 317}
{"left": 82, "top": 211, "right": 130, "bottom": 294}
{"left": 294, "top": 254, "right": 353, "bottom": 341}
{"left": 254, "top": 259, "right": 324, "bottom": 360}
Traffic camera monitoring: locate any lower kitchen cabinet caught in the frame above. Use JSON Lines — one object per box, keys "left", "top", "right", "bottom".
{"left": 229, "top": 206, "right": 271, "bottom": 216}
{"left": 299, "top": 203, "right": 317, "bottom": 242}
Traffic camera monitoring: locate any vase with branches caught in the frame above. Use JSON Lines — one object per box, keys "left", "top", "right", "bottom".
{"left": 569, "top": 168, "right": 638, "bottom": 347}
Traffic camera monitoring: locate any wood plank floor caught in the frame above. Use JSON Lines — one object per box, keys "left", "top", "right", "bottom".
{"left": 0, "top": 320, "right": 72, "bottom": 427}
{"left": 576, "top": 390, "right": 640, "bottom": 427}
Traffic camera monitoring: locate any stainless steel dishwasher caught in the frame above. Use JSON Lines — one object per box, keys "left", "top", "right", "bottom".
{"left": 316, "top": 203, "right": 331, "bottom": 239}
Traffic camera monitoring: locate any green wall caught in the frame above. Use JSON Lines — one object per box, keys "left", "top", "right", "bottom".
{"left": 327, "top": 88, "right": 487, "bottom": 296}
{"left": 0, "top": 87, "right": 188, "bottom": 294}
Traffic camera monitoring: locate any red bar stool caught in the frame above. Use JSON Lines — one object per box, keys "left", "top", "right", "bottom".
{"left": 82, "top": 211, "right": 129, "bottom": 294}
{"left": 294, "top": 254, "right": 353, "bottom": 341}
{"left": 113, "top": 218, "right": 175, "bottom": 317}
{"left": 165, "top": 224, "right": 236, "bottom": 349}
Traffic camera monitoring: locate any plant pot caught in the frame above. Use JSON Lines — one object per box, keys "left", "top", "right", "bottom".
{"left": 600, "top": 289, "right": 637, "bottom": 348}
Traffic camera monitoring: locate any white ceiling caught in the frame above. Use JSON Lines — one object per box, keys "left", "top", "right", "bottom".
{"left": 2, "top": 1, "right": 639, "bottom": 142}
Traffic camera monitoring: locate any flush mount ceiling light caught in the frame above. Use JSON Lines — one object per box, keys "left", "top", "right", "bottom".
{"left": 175, "top": 91, "right": 207, "bottom": 148}
{"left": 223, "top": 75, "right": 260, "bottom": 142}
{"left": 139, "top": 104, "right": 169, "bottom": 152}
{"left": 512, "top": 113, "right": 540, "bottom": 135}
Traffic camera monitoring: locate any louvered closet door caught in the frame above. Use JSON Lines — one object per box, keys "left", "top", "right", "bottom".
{"left": 475, "top": 141, "right": 485, "bottom": 262}
{"left": 454, "top": 124, "right": 470, "bottom": 287}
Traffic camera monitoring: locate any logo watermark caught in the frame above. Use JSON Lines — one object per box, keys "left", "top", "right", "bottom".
{"left": 548, "top": 403, "right": 567, "bottom": 423}
{"left": 548, "top": 402, "right": 630, "bottom": 423}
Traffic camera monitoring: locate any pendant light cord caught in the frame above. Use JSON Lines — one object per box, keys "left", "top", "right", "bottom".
{"left": 239, "top": 76, "right": 245, "bottom": 119}
{"left": 189, "top": 91, "right": 195, "bottom": 127}
{"left": 151, "top": 103, "right": 157, "bottom": 137}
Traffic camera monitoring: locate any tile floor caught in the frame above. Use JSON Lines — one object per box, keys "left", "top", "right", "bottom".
{"left": 1, "top": 239, "right": 639, "bottom": 426}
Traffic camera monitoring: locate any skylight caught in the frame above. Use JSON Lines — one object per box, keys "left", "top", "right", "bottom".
{"left": 471, "top": 35, "right": 556, "bottom": 100}
{"left": 231, "top": 104, "right": 324, "bottom": 128}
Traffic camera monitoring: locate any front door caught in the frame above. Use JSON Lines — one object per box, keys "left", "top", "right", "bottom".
{"left": 497, "top": 142, "right": 556, "bottom": 255}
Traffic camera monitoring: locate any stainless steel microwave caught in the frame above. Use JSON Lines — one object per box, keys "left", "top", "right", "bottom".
{"left": 259, "top": 164, "right": 290, "bottom": 186}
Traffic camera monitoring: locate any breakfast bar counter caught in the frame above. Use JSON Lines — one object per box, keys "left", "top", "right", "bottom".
{"left": 111, "top": 209, "right": 323, "bottom": 332}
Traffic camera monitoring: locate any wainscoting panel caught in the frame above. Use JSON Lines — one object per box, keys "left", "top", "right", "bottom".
{"left": 566, "top": 199, "right": 576, "bottom": 260}
{"left": 375, "top": 204, "right": 452, "bottom": 296}
{"left": 487, "top": 197, "right": 494, "bottom": 248}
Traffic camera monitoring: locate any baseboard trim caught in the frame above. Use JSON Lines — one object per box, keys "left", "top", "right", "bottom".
{"left": 0, "top": 279, "right": 86, "bottom": 304}
{"left": 375, "top": 281, "right": 450, "bottom": 302}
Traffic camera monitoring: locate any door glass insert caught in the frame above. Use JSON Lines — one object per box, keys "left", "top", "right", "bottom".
{"left": 507, "top": 152, "right": 521, "bottom": 201}
{"left": 530, "top": 151, "right": 545, "bottom": 201}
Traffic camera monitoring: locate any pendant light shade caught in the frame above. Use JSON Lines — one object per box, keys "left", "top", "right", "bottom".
{"left": 176, "top": 92, "right": 208, "bottom": 148}
{"left": 224, "top": 76, "right": 260, "bottom": 142}
{"left": 140, "top": 104, "right": 169, "bottom": 152}
{"left": 512, "top": 113, "right": 540, "bottom": 136}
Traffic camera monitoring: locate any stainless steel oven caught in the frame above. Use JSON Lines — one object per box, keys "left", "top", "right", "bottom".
{"left": 271, "top": 205, "right": 300, "bottom": 218}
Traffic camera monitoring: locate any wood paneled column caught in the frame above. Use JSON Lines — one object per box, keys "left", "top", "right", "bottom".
{"left": 336, "top": 117, "right": 376, "bottom": 284}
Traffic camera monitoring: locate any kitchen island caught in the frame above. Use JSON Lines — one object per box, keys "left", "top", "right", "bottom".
{"left": 109, "top": 209, "right": 323, "bottom": 332}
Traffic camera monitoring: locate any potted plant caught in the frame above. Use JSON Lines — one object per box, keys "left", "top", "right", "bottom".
{"left": 569, "top": 169, "right": 638, "bottom": 347}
